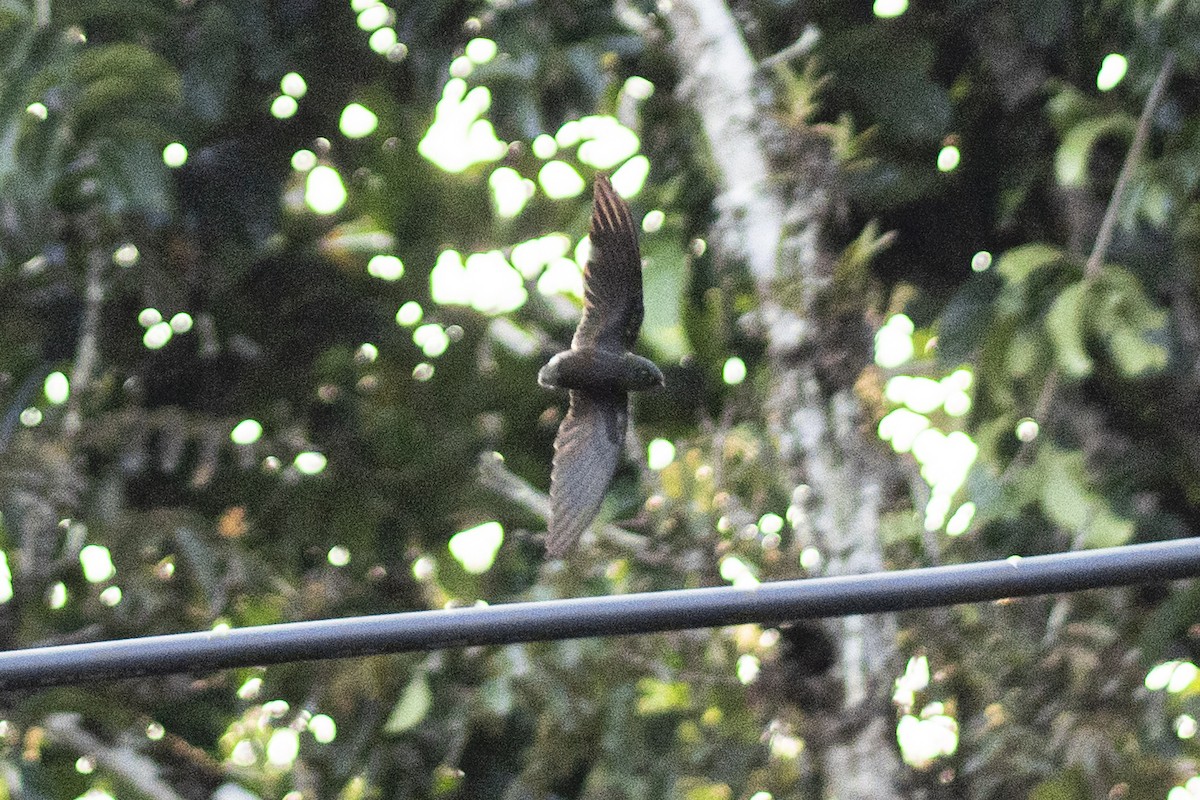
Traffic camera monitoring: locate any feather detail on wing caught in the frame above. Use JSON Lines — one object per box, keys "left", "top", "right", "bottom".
{"left": 545, "top": 389, "right": 628, "bottom": 557}
{"left": 572, "top": 175, "right": 644, "bottom": 352}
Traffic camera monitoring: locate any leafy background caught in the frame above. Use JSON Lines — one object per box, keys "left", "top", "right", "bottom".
{"left": 2, "top": 0, "right": 1200, "bottom": 799}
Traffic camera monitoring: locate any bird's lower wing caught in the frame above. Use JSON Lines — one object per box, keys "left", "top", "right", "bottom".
{"left": 546, "top": 389, "right": 628, "bottom": 557}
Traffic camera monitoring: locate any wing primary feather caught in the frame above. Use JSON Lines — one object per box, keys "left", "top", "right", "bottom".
{"left": 572, "top": 175, "right": 644, "bottom": 351}
{"left": 545, "top": 389, "right": 627, "bottom": 557}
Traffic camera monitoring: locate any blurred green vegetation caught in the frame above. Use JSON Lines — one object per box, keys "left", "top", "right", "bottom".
{"left": 2, "top": 0, "right": 1200, "bottom": 799}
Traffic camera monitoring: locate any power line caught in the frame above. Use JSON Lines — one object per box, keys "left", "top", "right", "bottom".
{"left": 2, "top": 538, "right": 1199, "bottom": 690}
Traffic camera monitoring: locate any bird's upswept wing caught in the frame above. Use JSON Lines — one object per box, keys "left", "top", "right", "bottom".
{"left": 545, "top": 389, "right": 628, "bottom": 557}
{"left": 572, "top": 175, "right": 644, "bottom": 352}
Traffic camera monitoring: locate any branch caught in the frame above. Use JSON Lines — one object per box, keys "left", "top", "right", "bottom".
{"left": 476, "top": 452, "right": 649, "bottom": 553}
{"left": 64, "top": 240, "right": 106, "bottom": 438}
{"left": 1085, "top": 52, "right": 1176, "bottom": 280}
{"left": 43, "top": 713, "right": 189, "bottom": 800}
{"left": 1012, "top": 53, "right": 1176, "bottom": 472}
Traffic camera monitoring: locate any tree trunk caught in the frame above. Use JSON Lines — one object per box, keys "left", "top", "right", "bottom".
{"left": 664, "top": 2, "right": 906, "bottom": 797}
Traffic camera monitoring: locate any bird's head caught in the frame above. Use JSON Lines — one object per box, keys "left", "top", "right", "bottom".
{"left": 622, "top": 353, "right": 665, "bottom": 392}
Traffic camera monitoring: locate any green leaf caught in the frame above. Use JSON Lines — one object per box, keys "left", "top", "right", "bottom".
{"left": 384, "top": 671, "right": 432, "bottom": 734}
{"left": 1044, "top": 280, "right": 1094, "bottom": 378}
{"left": 1139, "top": 179, "right": 1173, "bottom": 228}
{"left": 1039, "top": 448, "right": 1094, "bottom": 532}
{"left": 1092, "top": 265, "right": 1169, "bottom": 376}
{"left": 1030, "top": 767, "right": 1088, "bottom": 800}
{"left": 996, "top": 243, "right": 1066, "bottom": 285}
{"left": 1005, "top": 327, "right": 1043, "bottom": 379}
{"left": 641, "top": 234, "right": 689, "bottom": 362}
{"left": 1037, "top": 447, "right": 1135, "bottom": 546}
{"left": 1084, "top": 506, "right": 1135, "bottom": 548}
{"left": 1045, "top": 82, "right": 1102, "bottom": 133}
{"left": 1095, "top": 266, "right": 1167, "bottom": 330}
{"left": 675, "top": 778, "right": 734, "bottom": 800}
{"left": 1055, "top": 115, "right": 1135, "bottom": 187}
{"left": 1104, "top": 324, "right": 1168, "bottom": 376}
{"left": 72, "top": 43, "right": 181, "bottom": 138}
{"left": 636, "top": 678, "right": 692, "bottom": 714}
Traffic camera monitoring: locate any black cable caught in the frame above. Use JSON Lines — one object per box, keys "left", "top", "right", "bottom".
{"left": 2, "top": 538, "right": 1199, "bottom": 690}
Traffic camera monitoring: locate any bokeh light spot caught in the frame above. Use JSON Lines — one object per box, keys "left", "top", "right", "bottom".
{"left": 305, "top": 166, "right": 348, "bottom": 214}
{"left": 465, "top": 38, "right": 497, "bottom": 64}
{"left": 647, "top": 438, "right": 676, "bottom": 470}
{"left": 231, "top": 419, "right": 263, "bottom": 445}
{"left": 531, "top": 134, "right": 558, "bottom": 159}
{"left": 623, "top": 76, "right": 655, "bottom": 100}
{"left": 719, "top": 556, "right": 759, "bottom": 588}
{"left": 0, "top": 553, "right": 10, "bottom": 604}
{"left": 143, "top": 321, "right": 173, "bottom": 349}
{"left": 113, "top": 243, "right": 139, "bottom": 267}
{"left": 170, "top": 313, "right": 193, "bottom": 333}
{"left": 356, "top": 4, "right": 390, "bottom": 31}
{"left": 538, "top": 161, "right": 586, "bottom": 199}
{"left": 294, "top": 451, "right": 328, "bottom": 475}
{"left": 936, "top": 145, "right": 960, "bottom": 172}
{"left": 759, "top": 513, "right": 784, "bottom": 535}
{"left": 419, "top": 81, "right": 506, "bottom": 173}
{"left": 946, "top": 502, "right": 976, "bottom": 536}
{"left": 610, "top": 155, "right": 650, "bottom": 197}
{"left": 874, "top": 314, "right": 915, "bottom": 368}
{"left": 431, "top": 249, "right": 527, "bottom": 314}
{"left": 271, "top": 95, "right": 299, "bottom": 119}
{"left": 267, "top": 728, "right": 300, "bottom": 768}
{"left": 280, "top": 72, "right": 307, "bottom": 98}
{"left": 512, "top": 234, "right": 571, "bottom": 278}
{"left": 490, "top": 167, "right": 534, "bottom": 218}
{"left": 1097, "top": 53, "right": 1128, "bottom": 91}
{"left": 80, "top": 545, "right": 116, "bottom": 583}
{"left": 537, "top": 257, "right": 584, "bottom": 299}
{"left": 448, "top": 521, "right": 504, "bottom": 574}
{"left": 340, "top": 103, "right": 379, "bottom": 138}
{"left": 396, "top": 301, "right": 423, "bottom": 326}
{"left": 162, "top": 142, "right": 188, "bottom": 167}
{"left": 44, "top": 372, "right": 69, "bottom": 405}
{"left": 723, "top": 357, "right": 747, "bottom": 385}
{"left": 487, "top": 167, "right": 535, "bottom": 219}
{"left": 310, "top": 714, "right": 337, "bottom": 743}
{"left": 736, "top": 653, "right": 761, "bottom": 684}
{"left": 576, "top": 115, "right": 641, "bottom": 170}
{"left": 369, "top": 26, "right": 397, "bottom": 54}
{"left": 449, "top": 55, "right": 473, "bottom": 78}
{"left": 368, "top": 254, "right": 404, "bottom": 280}
{"left": 413, "top": 323, "right": 450, "bottom": 358}
{"left": 291, "top": 149, "right": 317, "bottom": 171}
{"left": 874, "top": 0, "right": 908, "bottom": 16}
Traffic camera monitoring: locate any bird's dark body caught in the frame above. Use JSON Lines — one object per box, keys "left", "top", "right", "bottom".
{"left": 538, "top": 349, "right": 662, "bottom": 392}
{"left": 539, "top": 175, "right": 664, "bottom": 557}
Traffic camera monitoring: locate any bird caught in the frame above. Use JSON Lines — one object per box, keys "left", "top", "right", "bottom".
{"left": 538, "top": 175, "right": 664, "bottom": 558}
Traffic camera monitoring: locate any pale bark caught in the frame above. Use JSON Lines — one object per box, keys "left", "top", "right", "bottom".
{"left": 664, "top": 1, "right": 905, "bottom": 797}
